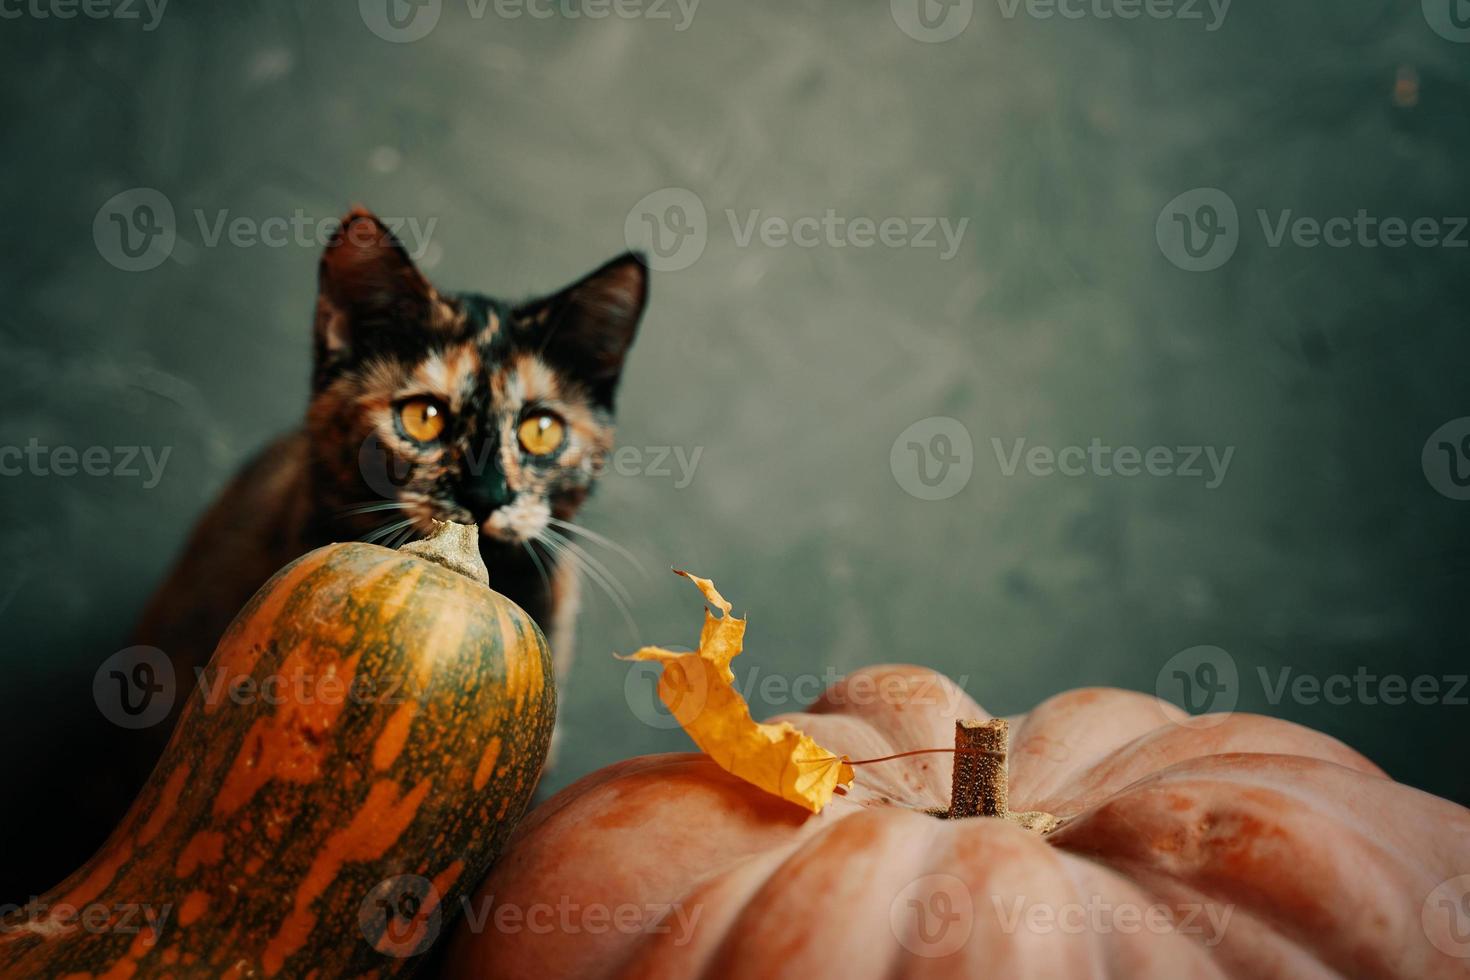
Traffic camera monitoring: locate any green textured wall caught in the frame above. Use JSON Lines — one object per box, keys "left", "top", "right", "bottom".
{"left": 1, "top": 0, "right": 1466, "bottom": 900}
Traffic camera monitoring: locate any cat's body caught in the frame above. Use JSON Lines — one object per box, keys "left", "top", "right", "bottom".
{"left": 132, "top": 208, "right": 646, "bottom": 754}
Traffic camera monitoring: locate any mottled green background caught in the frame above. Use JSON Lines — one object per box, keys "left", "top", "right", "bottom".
{"left": 1, "top": 0, "right": 1466, "bottom": 900}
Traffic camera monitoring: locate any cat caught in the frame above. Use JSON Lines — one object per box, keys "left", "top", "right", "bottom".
{"left": 131, "top": 206, "right": 647, "bottom": 758}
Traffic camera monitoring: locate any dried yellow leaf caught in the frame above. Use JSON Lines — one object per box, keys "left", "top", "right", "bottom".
{"left": 619, "top": 571, "right": 854, "bottom": 813}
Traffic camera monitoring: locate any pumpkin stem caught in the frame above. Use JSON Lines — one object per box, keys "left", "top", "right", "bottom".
{"left": 942, "top": 718, "right": 1063, "bottom": 833}
{"left": 400, "top": 521, "right": 490, "bottom": 587}
{"left": 949, "top": 719, "right": 1008, "bottom": 819}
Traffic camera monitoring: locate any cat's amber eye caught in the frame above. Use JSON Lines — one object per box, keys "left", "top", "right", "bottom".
{"left": 397, "top": 397, "right": 447, "bottom": 444}
{"left": 518, "top": 411, "right": 566, "bottom": 457}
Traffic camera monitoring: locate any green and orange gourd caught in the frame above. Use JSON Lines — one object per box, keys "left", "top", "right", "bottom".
{"left": 0, "top": 521, "right": 554, "bottom": 978}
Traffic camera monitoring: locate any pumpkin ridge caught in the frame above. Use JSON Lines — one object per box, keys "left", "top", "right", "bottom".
{"left": 1060, "top": 846, "right": 1410, "bottom": 979}
{"left": 1047, "top": 767, "right": 1452, "bottom": 973}
{"left": 1084, "top": 754, "right": 1465, "bottom": 873}
{"left": 702, "top": 809, "right": 945, "bottom": 979}
{"left": 1024, "top": 716, "right": 1384, "bottom": 815}
{"left": 610, "top": 831, "right": 816, "bottom": 980}
{"left": 1009, "top": 686, "right": 1190, "bottom": 803}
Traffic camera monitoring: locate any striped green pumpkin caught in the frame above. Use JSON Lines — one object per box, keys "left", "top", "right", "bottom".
{"left": 0, "top": 522, "right": 554, "bottom": 978}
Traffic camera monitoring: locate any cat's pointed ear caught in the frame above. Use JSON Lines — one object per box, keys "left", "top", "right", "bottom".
{"left": 314, "top": 207, "right": 433, "bottom": 364}
{"left": 514, "top": 252, "right": 648, "bottom": 407}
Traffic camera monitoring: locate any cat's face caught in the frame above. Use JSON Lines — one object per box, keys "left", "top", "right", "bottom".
{"left": 305, "top": 209, "right": 646, "bottom": 555}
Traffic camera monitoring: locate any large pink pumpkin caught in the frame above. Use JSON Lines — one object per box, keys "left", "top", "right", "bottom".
{"left": 446, "top": 665, "right": 1470, "bottom": 979}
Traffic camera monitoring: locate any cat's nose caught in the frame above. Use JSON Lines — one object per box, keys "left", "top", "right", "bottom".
{"left": 460, "top": 469, "right": 511, "bottom": 521}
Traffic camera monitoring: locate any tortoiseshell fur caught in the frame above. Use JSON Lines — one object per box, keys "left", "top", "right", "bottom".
{"left": 133, "top": 208, "right": 647, "bottom": 759}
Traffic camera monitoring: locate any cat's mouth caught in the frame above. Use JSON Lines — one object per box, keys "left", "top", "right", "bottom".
{"left": 476, "top": 496, "right": 551, "bottom": 545}
{"left": 375, "top": 494, "right": 550, "bottom": 548}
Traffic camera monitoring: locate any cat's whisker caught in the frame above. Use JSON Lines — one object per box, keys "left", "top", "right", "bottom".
{"left": 337, "top": 500, "right": 411, "bottom": 518}
{"left": 361, "top": 517, "right": 416, "bottom": 545}
{"left": 548, "top": 529, "right": 633, "bottom": 606}
{"left": 521, "top": 540, "right": 552, "bottom": 596}
{"left": 387, "top": 522, "right": 421, "bottom": 551}
{"left": 545, "top": 517, "right": 647, "bottom": 577}
{"left": 537, "top": 531, "right": 640, "bottom": 642}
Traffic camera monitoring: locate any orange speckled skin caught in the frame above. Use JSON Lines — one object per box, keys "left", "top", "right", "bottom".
{"left": 1, "top": 542, "right": 554, "bottom": 979}
{"left": 446, "top": 666, "right": 1470, "bottom": 980}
